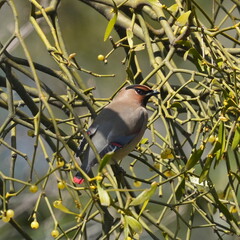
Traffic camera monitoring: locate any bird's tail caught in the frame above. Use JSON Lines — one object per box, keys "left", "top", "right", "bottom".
{"left": 73, "top": 142, "right": 122, "bottom": 184}
{"left": 73, "top": 172, "right": 85, "bottom": 184}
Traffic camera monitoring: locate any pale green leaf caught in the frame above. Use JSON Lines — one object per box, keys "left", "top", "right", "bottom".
{"left": 124, "top": 215, "right": 143, "bottom": 234}
{"left": 97, "top": 183, "right": 111, "bottom": 206}
{"left": 126, "top": 28, "right": 133, "bottom": 49}
{"left": 130, "top": 182, "right": 158, "bottom": 206}
{"left": 53, "top": 200, "right": 77, "bottom": 215}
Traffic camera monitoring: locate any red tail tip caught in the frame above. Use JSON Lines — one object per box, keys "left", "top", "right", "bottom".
{"left": 73, "top": 177, "right": 85, "bottom": 184}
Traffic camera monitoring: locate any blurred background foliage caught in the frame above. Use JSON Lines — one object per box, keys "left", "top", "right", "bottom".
{"left": 0, "top": 0, "right": 239, "bottom": 239}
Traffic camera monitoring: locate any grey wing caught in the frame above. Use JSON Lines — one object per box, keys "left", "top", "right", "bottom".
{"left": 107, "top": 106, "right": 148, "bottom": 146}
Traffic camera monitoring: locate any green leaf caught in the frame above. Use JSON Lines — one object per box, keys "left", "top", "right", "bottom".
{"left": 98, "top": 151, "right": 114, "bottom": 173}
{"left": 176, "top": 10, "right": 191, "bottom": 27}
{"left": 124, "top": 215, "right": 143, "bottom": 234}
{"left": 126, "top": 28, "right": 133, "bottom": 48}
{"left": 104, "top": 13, "right": 117, "bottom": 41}
{"left": 97, "top": 182, "right": 111, "bottom": 206}
{"left": 130, "top": 182, "right": 158, "bottom": 206}
{"left": 53, "top": 200, "right": 78, "bottom": 215}
{"left": 199, "top": 155, "right": 214, "bottom": 183}
{"left": 104, "top": 1, "right": 118, "bottom": 41}
{"left": 210, "top": 186, "right": 233, "bottom": 220}
{"left": 232, "top": 125, "right": 240, "bottom": 150}
{"left": 215, "top": 121, "right": 226, "bottom": 163}
{"left": 175, "top": 177, "right": 185, "bottom": 201}
{"left": 139, "top": 200, "right": 149, "bottom": 217}
{"left": 185, "top": 148, "right": 204, "bottom": 170}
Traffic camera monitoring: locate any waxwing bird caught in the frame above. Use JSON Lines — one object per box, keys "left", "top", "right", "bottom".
{"left": 73, "top": 84, "right": 160, "bottom": 184}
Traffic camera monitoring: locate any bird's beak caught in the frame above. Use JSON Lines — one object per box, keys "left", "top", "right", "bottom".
{"left": 148, "top": 89, "right": 160, "bottom": 97}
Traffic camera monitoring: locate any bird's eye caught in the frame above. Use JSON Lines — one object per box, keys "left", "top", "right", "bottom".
{"left": 135, "top": 88, "right": 147, "bottom": 95}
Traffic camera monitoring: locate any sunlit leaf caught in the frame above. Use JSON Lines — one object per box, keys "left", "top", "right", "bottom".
{"left": 130, "top": 182, "right": 158, "bottom": 206}
{"left": 232, "top": 124, "right": 240, "bottom": 150}
{"left": 53, "top": 200, "right": 77, "bottom": 215}
{"left": 168, "top": 3, "right": 178, "bottom": 13}
{"left": 124, "top": 215, "right": 143, "bottom": 234}
{"left": 176, "top": 10, "right": 191, "bottom": 27}
{"left": 138, "top": 199, "right": 149, "bottom": 216}
{"left": 104, "top": 1, "right": 118, "bottom": 41}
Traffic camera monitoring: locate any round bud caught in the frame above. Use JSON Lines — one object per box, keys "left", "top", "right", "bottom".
{"left": 208, "top": 135, "right": 216, "bottom": 143}
{"left": 57, "top": 159, "right": 64, "bottom": 167}
{"left": 97, "top": 54, "right": 105, "bottom": 61}
{"left": 31, "top": 220, "right": 39, "bottom": 229}
{"left": 27, "top": 130, "right": 35, "bottom": 137}
{"left": 51, "top": 229, "right": 59, "bottom": 238}
{"left": 133, "top": 181, "right": 142, "bottom": 187}
{"left": 57, "top": 181, "right": 66, "bottom": 190}
{"left": 29, "top": 185, "right": 38, "bottom": 193}
{"left": 6, "top": 209, "right": 15, "bottom": 218}
{"left": 2, "top": 216, "right": 10, "bottom": 223}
